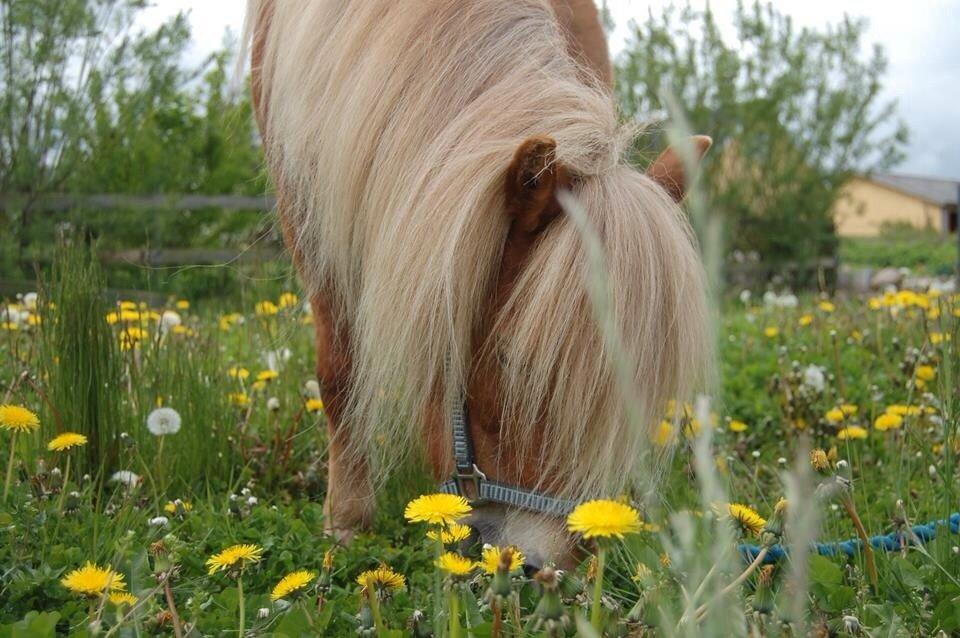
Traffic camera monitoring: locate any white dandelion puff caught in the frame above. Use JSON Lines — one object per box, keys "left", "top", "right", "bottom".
{"left": 146, "top": 407, "right": 181, "bottom": 436}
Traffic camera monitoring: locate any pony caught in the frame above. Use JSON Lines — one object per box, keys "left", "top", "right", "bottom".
{"left": 245, "top": 0, "right": 712, "bottom": 566}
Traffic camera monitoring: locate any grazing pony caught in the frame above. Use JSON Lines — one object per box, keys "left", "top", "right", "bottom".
{"left": 246, "top": 0, "right": 711, "bottom": 565}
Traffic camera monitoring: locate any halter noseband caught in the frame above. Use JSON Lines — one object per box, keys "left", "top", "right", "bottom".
{"left": 437, "top": 379, "right": 575, "bottom": 517}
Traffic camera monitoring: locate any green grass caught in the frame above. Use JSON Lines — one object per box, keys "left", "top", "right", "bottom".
{"left": 1, "top": 263, "right": 959, "bottom": 635}
{"left": 840, "top": 229, "right": 958, "bottom": 276}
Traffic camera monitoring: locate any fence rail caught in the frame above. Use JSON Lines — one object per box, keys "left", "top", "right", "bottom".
{"left": 0, "top": 193, "right": 276, "bottom": 212}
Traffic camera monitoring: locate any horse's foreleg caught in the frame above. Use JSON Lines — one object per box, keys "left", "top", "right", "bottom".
{"left": 311, "top": 294, "right": 374, "bottom": 542}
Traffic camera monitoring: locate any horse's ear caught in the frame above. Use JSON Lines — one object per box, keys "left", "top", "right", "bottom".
{"left": 646, "top": 135, "right": 713, "bottom": 202}
{"left": 504, "top": 136, "right": 571, "bottom": 234}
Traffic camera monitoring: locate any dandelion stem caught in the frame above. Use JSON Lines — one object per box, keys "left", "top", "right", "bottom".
{"left": 163, "top": 577, "right": 184, "bottom": 638}
{"left": 590, "top": 546, "right": 606, "bottom": 631}
{"left": 448, "top": 585, "right": 461, "bottom": 638}
{"left": 491, "top": 598, "right": 502, "bottom": 638}
{"left": 3, "top": 432, "right": 17, "bottom": 501}
{"left": 57, "top": 455, "right": 70, "bottom": 515}
{"left": 842, "top": 497, "right": 878, "bottom": 589}
{"left": 237, "top": 574, "right": 246, "bottom": 637}
{"left": 367, "top": 588, "right": 386, "bottom": 636}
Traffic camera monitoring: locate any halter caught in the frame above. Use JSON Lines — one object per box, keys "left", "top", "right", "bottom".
{"left": 437, "top": 378, "right": 575, "bottom": 517}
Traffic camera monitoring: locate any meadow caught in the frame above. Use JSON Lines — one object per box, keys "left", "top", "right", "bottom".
{"left": 1, "top": 245, "right": 958, "bottom": 637}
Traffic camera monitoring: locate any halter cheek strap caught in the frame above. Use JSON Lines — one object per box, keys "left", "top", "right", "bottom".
{"left": 437, "top": 381, "right": 575, "bottom": 517}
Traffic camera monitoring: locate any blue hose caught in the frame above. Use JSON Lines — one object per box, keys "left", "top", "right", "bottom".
{"left": 737, "top": 513, "right": 960, "bottom": 564}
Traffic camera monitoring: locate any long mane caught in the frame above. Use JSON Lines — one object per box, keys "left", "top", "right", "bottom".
{"left": 246, "top": 0, "right": 710, "bottom": 499}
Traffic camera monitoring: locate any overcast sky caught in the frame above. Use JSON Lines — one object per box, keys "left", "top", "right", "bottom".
{"left": 137, "top": 1, "right": 960, "bottom": 180}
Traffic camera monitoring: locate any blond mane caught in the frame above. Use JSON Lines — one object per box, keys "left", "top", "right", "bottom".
{"left": 246, "top": 0, "right": 710, "bottom": 500}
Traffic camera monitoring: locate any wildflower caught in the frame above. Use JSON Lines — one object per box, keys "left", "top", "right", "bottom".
{"left": 61, "top": 562, "right": 126, "bottom": 597}
{"left": 566, "top": 499, "right": 642, "bottom": 539}
{"left": 727, "top": 503, "right": 766, "bottom": 536}
{"left": 164, "top": 499, "right": 192, "bottom": 515}
{"left": 255, "top": 300, "right": 278, "bottom": 316}
{"left": 229, "top": 392, "right": 250, "bottom": 407}
{"left": 915, "top": 365, "right": 936, "bottom": 382}
{"left": 158, "top": 311, "right": 182, "bottom": 333}
{"left": 278, "top": 292, "right": 299, "bottom": 309}
{"left": 825, "top": 404, "right": 857, "bottom": 424}
{"left": 206, "top": 544, "right": 263, "bottom": 575}
{"left": 356, "top": 566, "right": 406, "bottom": 593}
{"left": 110, "top": 470, "right": 141, "bottom": 487}
{"left": 271, "top": 570, "right": 316, "bottom": 601}
{"left": 763, "top": 326, "right": 779, "bottom": 338}
{"left": 228, "top": 366, "right": 250, "bottom": 380}
{"left": 818, "top": 300, "right": 835, "bottom": 313}
{"left": 798, "top": 314, "right": 813, "bottom": 327}
{"left": 478, "top": 545, "right": 524, "bottom": 574}
{"left": 47, "top": 432, "right": 88, "bottom": 452}
{"left": 148, "top": 516, "right": 169, "bottom": 527}
{"left": 873, "top": 413, "right": 903, "bottom": 431}
{"left": 256, "top": 369, "right": 279, "bottom": 383}
{"left": 836, "top": 426, "right": 868, "bottom": 441}
{"left": 267, "top": 397, "right": 281, "bottom": 411}
{"left": 146, "top": 407, "right": 181, "bottom": 436}
{"left": 653, "top": 420, "right": 675, "bottom": 446}
{"left": 728, "top": 419, "right": 748, "bottom": 433}
{"left": 436, "top": 552, "right": 475, "bottom": 577}
{"left": 304, "top": 379, "right": 322, "bottom": 399}
{"left": 886, "top": 404, "right": 921, "bottom": 417}
{"left": 803, "top": 365, "right": 825, "bottom": 392}
{"left": 404, "top": 493, "right": 472, "bottom": 526}
{"left": 810, "top": 449, "right": 831, "bottom": 473}
{"left": 427, "top": 523, "right": 472, "bottom": 545}
{"left": 305, "top": 398, "right": 324, "bottom": 413}
{"left": 0, "top": 405, "right": 40, "bottom": 433}
{"left": 175, "top": 299, "right": 189, "bottom": 310}
{"left": 109, "top": 591, "right": 138, "bottom": 607}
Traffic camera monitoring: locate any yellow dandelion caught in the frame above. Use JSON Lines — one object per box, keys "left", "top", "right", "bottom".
{"left": 763, "top": 326, "right": 779, "bottom": 338}
{"left": 255, "top": 300, "right": 279, "bottom": 316}
{"left": 229, "top": 393, "right": 250, "bottom": 408}
{"left": 915, "top": 365, "right": 936, "bottom": 382}
{"left": 305, "top": 398, "right": 324, "bottom": 413}
{"left": 727, "top": 503, "right": 766, "bottom": 536}
{"left": 566, "top": 499, "right": 642, "bottom": 539}
{"left": 836, "top": 426, "right": 868, "bottom": 441}
{"left": 228, "top": 366, "right": 250, "bottom": 380}
{"left": 427, "top": 523, "right": 473, "bottom": 545}
{"left": 478, "top": 545, "right": 524, "bottom": 575}
{"left": 0, "top": 405, "right": 40, "bottom": 433}
{"left": 809, "top": 449, "right": 830, "bottom": 472}
{"left": 886, "top": 405, "right": 921, "bottom": 417}
{"left": 47, "top": 432, "right": 88, "bottom": 452}
{"left": 728, "top": 419, "right": 748, "bottom": 433}
{"left": 435, "top": 552, "right": 475, "bottom": 577}
{"left": 271, "top": 570, "right": 316, "bottom": 601}
{"left": 163, "top": 500, "right": 193, "bottom": 515}
{"left": 256, "top": 370, "right": 279, "bottom": 382}
{"left": 873, "top": 413, "right": 903, "bottom": 431}
{"left": 653, "top": 420, "right": 676, "bottom": 446}
{"left": 818, "top": 301, "right": 835, "bottom": 313}
{"left": 356, "top": 566, "right": 406, "bottom": 592}
{"left": 798, "top": 314, "right": 814, "bottom": 327}
{"left": 109, "top": 591, "right": 138, "bottom": 607}
{"left": 278, "top": 292, "right": 299, "bottom": 309}
{"left": 175, "top": 299, "right": 190, "bottom": 310}
{"left": 404, "top": 493, "right": 472, "bottom": 526}
{"left": 61, "top": 562, "right": 126, "bottom": 597}
{"left": 206, "top": 544, "right": 263, "bottom": 575}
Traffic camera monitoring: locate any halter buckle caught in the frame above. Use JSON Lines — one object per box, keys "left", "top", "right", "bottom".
{"left": 454, "top": 463, "right": 487, "bottom": 502}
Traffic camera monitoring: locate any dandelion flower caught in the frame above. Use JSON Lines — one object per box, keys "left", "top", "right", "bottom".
{"left": 278, "top": 292, "right": 299, "bottom": 309}
{"left": 435, "top": 552, "right": 475, "bottom": 577}
{"left": 271, "top": 570, "right": 315, "bottom": 601}
{"left": 427, "top": 523, "right": 473, "bottom": 545}
{"left": 256, "top": 369, "right": 279, "bottom": 383}
{"left": 109, "top": 470, "right": 141, "bottom": 487}
{"left": 810, "top": 449, "right": 831, "bottom": 472}
{"left": 478, "top": 545, "right": 524, "bottom": 574}
{"left": 229, "top": 392, "right": 250, "bottom": 407}
{"left": 728, "top": 419, "right": 748, "bottom": 433}
{"left": 255, "top": 300, "right": 279, "bottom": 316}
{"left": 915, "top": 365, "right": 936, "bottom": 382}
{"left": 0, "top": 405, "right": 40, "bottom": 433}
{"left": 873, "top": 413, "right": 903, "bottom": 431}
{"left": 727, "top": 503, "right": 766, "bottom": 536}
{"left": 356, "top": 566, "right": 406, "bottom": 593}
{"left": 228, "top": 366, "right": 250, "bottom": 380}
{"left": 164, "top": 499, "right": 193, "bottom": 515}
{"left": 110, "top": 591, "right": 138, "bottom": 607}
{"left": 404, "top": 493, "right": 472, "bottom": 526}
{"left": 206, "top": 544, "right": 263, "bottom": 575}
{"left": 837, "top": 426, "right": 868, "bottom": 441}
{"left": 305, "top": 398, "right": 324, "bottom": 413}
{"left": 61, "top": 562, "right": 126, "bottom": 597}
{"left": 763, "top": 326, "right": 779, "bottom": 338}
{"left": 146, "top": 407, "right": 181, "bottom": 436}
{"left": 47, "top": 432, "right": 88, "bottom": 452}
{"left": 566, "top": 499, "right": 642, "bottom": 539}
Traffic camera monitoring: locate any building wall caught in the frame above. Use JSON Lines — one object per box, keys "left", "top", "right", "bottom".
{"left": 834, "top": 178, "right": 943, "bottom": 236}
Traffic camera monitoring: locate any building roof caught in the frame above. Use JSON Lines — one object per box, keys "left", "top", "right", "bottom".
{"left": 871, "top": 173, "right": 960, "bottom": 206}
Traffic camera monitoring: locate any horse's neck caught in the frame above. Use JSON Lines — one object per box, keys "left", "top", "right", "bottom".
{"left": 549, "top": 0, "right": 612, "bottom": 88}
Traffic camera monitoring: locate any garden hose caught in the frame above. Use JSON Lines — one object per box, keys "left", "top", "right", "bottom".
{"left": 738, "top": 513, "right": 960, "bottom": 564}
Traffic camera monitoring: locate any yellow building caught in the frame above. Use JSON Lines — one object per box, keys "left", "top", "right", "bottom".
{"left": 834, "top": 173, "right": 958, "bottom": 237}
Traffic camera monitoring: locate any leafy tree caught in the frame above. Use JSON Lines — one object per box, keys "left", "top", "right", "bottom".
{"left": 615, "top": 1, "right": 907, "bottom": 276}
